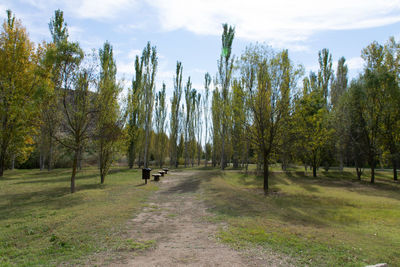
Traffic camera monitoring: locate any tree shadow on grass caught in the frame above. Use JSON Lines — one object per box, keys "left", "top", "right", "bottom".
{"left": 202, "top": 170, "right": 367, "bottom": 229}
{"left": 313, "top": 171, "right": 400, "bottom": 201}
{"left": 162, "top": 177, "right": 202, "bottom": 194}
{"left": 0, "top": 180, "right": 110, "bottom": 222}
{"left": 13, "top": 168, "right": 131, "bottom": 185}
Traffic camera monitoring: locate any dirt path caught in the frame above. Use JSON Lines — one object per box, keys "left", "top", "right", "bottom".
{"left": 109, "top": 170, "right": 291, "bottom": 266}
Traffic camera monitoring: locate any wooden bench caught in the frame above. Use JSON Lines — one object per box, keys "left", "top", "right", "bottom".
{"left": 152, "top": 173, "right": 161, "bottom": 181}
{"left": 158, "top": 171, "right": 165, "bottom": 176}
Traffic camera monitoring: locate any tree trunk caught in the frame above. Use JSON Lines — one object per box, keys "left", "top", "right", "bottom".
{"left": 128, "top": 141, "right": 134, "bottom": 169}
{"left": 40, "top": 152, "right": 44, "bottom": 171}
{"left": 263, "top": 156, "right": 269, "bottom": 193}
{"left": 356, "top": 167, "right": 362, "bottom": 180}
{"left": 101, "top": 173, "right": 105, "bottom": 184}
{"left": 339, "top": 153, "right": 343, "bottom": 172}
{"left": 78, "top": 148, "right": 82, "bottom": 170}
{"left": 144, "top": 124, "right": 150, "bottom": 168}
{"left": 370, "top": 163, "right": 375, "bottom": 184}
{"left": 197, "top": 147, "right": 201, "bottom": 166}
{"left": 393, "top": 158, "right": 397, "bottom": 181}
{"left": 71, "top": 150, "right": 78, "bottom": 193}
{"left": 212, "top": 146, "right": 216, "bottom": 167}
{"left": 0, "top": 146, "right": 6, "bottom": 177}
{"left": 48, "top": 137, "right": 53, "bottom": 171}
{"left": 11, "top": 154, "right": 15, "bottom": 170}
{"left": 312, "top": 165, "right": 317, "bottom": 177}
{"left": 221, "top": 136, "right": 225, "bottom": 170}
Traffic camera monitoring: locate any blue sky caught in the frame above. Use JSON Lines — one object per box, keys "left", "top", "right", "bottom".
{"left": 1, "top": 0, "right": 400, "bottom": 99}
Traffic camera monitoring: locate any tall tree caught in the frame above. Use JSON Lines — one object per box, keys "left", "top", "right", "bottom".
{"left": 231, "top": 79, "right": 245, "bottom": 168}
{"left": 96, "top": 41, "right": 123, "bottom": 184}
{"left": 217, "top": 23, "right": 235, "bottom": 170}
{"left": 141, "top": 42, "right": 157, "bottom": 168}
{"left": 240, "top": 45, "right": 301, "bottom": 191}
{"left": 169, "top": 61, "right": 183, "bottom": 168}
{"left": 318, "top": 48, "right": 333, "bottom": 106}
{"left": 195, "top": 91, "right": 202, "bottom": 166}
{"left": 127, "top": 55, "right": 144, "bottom": 168}
{"left": 360, "top": 41, "right": 390, "bottom": 183}
{"left": 0, "top": 10, "right": 43, "bottom": 176}
{"left": 183, "top": 77, "right": 193, "bottom": 167}
{"left": 293, "top": 72, "right": 332, "bottom": 177}
{"left": 342, "top": 80, "right": 368, "bottom": 179}
{"left": 41, "top": 9, "right": 70, "bottom": 171}
{"left": 331, "top": 57, "right": 348, "bottom": 171}
{"left": 211, "top": 88, "right": 222, "bottom": 167}
{"left": 55, "top": 59, "right": 96, "bottom": 193}
{"left": 203, "top": 73, "right": 211, "bottom": 166}
{"left": 381, "top": 37, "right": 400, "bottom": 181}
{"left": 154, "top": 83, "right": 167, "bottom": 167}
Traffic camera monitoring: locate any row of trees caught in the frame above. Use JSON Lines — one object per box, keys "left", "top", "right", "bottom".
{"left": 0, "top": 10, "right": 125, "bottom": 192}
{"left": 209, "top": 27, "right": 400, "bottom": 191}
{"left": 1, "top": 10, "right": 399, "bottom": 193}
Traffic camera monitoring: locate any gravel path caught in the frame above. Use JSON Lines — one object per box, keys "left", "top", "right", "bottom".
{"left": 105, "top": 170, "right": 293, "bottom": 266}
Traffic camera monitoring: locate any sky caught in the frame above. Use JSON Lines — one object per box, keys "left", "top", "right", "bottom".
{"left": 1, "top": 0, "right": 400, "bottom": 99}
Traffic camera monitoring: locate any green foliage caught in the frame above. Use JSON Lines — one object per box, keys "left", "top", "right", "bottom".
{"left": 142, "top": 42, "right": 158, "bottom": 168}
{"left": 240, "top": 44, "right": 302, "bottom": 189}
{"left": 127, "top": 54, "right": 144, "bottom": 169}
{"left": 0, "top": 10, "right": 43, "bottom": 175}
{"left": 154, "top": 83, "right": 167, "bottom": 167}
{"left": 217, "top": 23, "right": 235, "bottom": 170}
{"left": 169, "top": 61, "right": 183, "bottom": 168}
{"left": 96, "top": 41, "right": 123, "bottom": 184}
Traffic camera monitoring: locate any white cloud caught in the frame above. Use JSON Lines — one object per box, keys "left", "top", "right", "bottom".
{"left": 70, "top": 0, "right": 138, "bottom": 19}
{"left": 19, "top": 0, "right": 140, "bottom": 20}
{"left": 148, "top": 0, "right": 400, "bottom": 47}
{"left": 128, "top": 49, "right": 141, "bottom": 59}
{"left": 347, "top": 57, "right": 364, "bottom": 70}
{"left": 116, "top": 23, "right": 146, "bottom": 33}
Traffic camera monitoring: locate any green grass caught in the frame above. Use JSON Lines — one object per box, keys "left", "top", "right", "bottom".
{"left": 0, "top": 167, "right": 158, "bottom": 266}
{"left": 200, "top": 169, "right": 400, "bottom": 266}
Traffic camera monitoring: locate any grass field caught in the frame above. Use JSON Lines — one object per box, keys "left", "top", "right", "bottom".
{"left": 0, "top": 167, "right": 158, "bottom": 266}
{"left": 1, "top": 165, "right": 399, "bottom": 266}
{"left": 200, "top": 169, "right": 400, "bottom": 266}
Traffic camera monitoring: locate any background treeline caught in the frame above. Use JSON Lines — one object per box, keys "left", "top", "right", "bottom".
{"left": 1, "top": 9, "right": 399, "bottom": 193}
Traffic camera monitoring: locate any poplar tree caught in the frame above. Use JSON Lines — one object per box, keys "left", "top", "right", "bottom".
{"left": 45, "top": 10, "right": 85, "bottom": 192}
{"left": 211, "top": 88, "right": 222, "bottom": 167}
{"left": 217, "top": 24, "right": 235, "bottom": 170}
{"left": 318, "top": 48, "right": 333, "bottom": 106}
{"left": 169, "top": 62, "right": 183, "bottom": 167}
{"left": 361, "top": 41, "right": 397, "bottom": 183}
{"left": 381, "top": 37, "right": 400, "bottom": 181}
{"left": 331, "top": 57, "right": 348, "bottom": 171}
{"left": 231, "top": 79, "right": 245, "bottom": 168}
{"left": 293, "top": 72, "right": 332, "bottom": 177}
{"left": 41, "top": 9, "right": 69, "bottom": 171}
{"left": 203, "top": 73, "right": 211, "bottom": 166}
{"left": 96, "top": 41, "right": 123, "bottom": 184}
{"left": 241, "top": 46, "right": 301, "bottom": 190}
{"left": 195, "top": 92, "right": 202, "bottom": 166}
{"left": 154, "top": 83, "right": 167, "bottom": 167}
{"left": 184, "top": 77, "right": 193, "bottom": 167}
{"left": 141, "top": 42, "right": 157, "bottom": 168}
{"left": 55, "top": 61, "right": 96, "bottom": 193}
{"left": 0, "top": 10, "right": 42, "bottom": 176}
{"left": 127, "top": 55, "right": 143, "bottom": 168}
